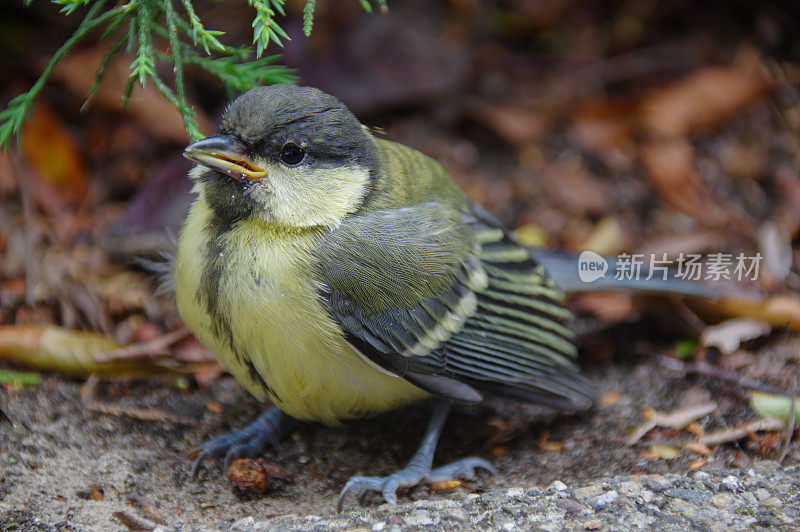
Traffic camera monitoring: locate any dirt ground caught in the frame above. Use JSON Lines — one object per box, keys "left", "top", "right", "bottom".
{"left": 2, "top": 328, "right": 798, "bottom": 530}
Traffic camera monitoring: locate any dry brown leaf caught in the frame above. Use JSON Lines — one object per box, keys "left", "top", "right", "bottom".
{"left": 685, "top": 441, "right": 711, "bottom": 456}
{"left": 639, "top": 138, "right": 723, "bottom": 224}
{"left": 698, "top": 418, "right": 785, "bottom": 447}
{"left": 540, "top": 161, "right": 610, "bottom": 216}
{"left": 600, "top": 391, "right": 621, "bottom": 405}
{"left": 627, "top": 401, "right": 717, "bottom": 445}
{"left": 571, "top": 96, "right": 639, "bottom": 151}
{"left": 579, "top": 217, "right": 628, "bottom": 256}
{"left": 688, "top": 459, "right": 707, "bottom": 470}
{"left": 51, "top": 46, "right": 212, "bottom": 143}
{"left": 0, "top": 324, "right": 215, "bottom": 378}
{"left": 700, "top": 319, "right": 771, "bottom": 355}
{"left": 466, "top": 100, "right": 547, "bottom": 146}
{"left": 639, "top": 49, "right": 772, "bottom": 137}
{"left": 649, "top": 444, "right": 680, "bottom": 459}
{"left": 711, "top": 295, "right": 800, "bottom": 331}
{"left": 21, "top": 103, "right": 87, "bottom": 205}
{"left": 430, "top": 479, "right": 462, "bottom": 491}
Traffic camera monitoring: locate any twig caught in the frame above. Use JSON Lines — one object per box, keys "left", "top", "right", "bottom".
{"left": 81, "top": 374, "right": 192, "bottom": 425}
{"left": 658, "top": 356, "right": 784, "bottom": 394}
{"left": 94, "top": 327, "right": 190, "bottom": 363}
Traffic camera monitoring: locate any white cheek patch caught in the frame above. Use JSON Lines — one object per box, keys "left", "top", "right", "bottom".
{"left": 258, "top": 164, "right": 371, "bottom": 228}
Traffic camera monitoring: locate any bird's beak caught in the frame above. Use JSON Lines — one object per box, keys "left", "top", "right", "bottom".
{"left": 183, "top": 135, "right": 267, "bottom": 181}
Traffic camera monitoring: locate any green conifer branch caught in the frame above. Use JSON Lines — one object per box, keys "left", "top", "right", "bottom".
{"left": 1, "top": 0, "right": 386, "bottom": 148}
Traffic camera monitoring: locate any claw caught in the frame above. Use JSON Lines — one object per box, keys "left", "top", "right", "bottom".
{"left": 188, "top": 408, "right": 296, "bottom": 480}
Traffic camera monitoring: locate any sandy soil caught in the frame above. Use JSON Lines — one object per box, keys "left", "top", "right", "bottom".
{"left": 3, "top": 329, "right": 796, "bottom": 530}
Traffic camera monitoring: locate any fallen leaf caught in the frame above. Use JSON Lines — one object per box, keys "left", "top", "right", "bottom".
{"left": 639, "top": 138, "right": 723, "bottom": 224}
{"left": 0, "top": 324, "right": 216, "bottom": 378}
{"left": 20, "top": 103, "right": 87, "bottom": 205}
{"left": 639, "top": 49, "right": 772, "bottom": 137}
{"left": 758, "top": 221, "right": 793, "bottom": 282}
{"left": 628, "top": 402, "right": 717, "bottom": 445}
{"left": 600, "top": 391, "right": 621, "bottom": 405}
{"left": 579, "top": 217, "right": 628, "bottom": 256}
{"left": 688, "top": 459, "right": 707, "bottom": 470}
{"left": 684, "top": 441, "right": 711, "bottom": 456}
{"left": 698, "top": 418, "right": 786, "bottom": 446}
{"left": 749, "top": 391, "right": 800, "bottom": 428}
{"left": 430, "top": 479, "right": 462, "bottom": 491}
{"left": 649, "top": 444, "right": 680, "bottom": 459}
{"left": 466, "top": 100, "right": 547, "bottom": 146}
{"left": 711, "top": 295, "right": 800, "bottom": 331}
{"left": 540, "top": 161, "right": 610, "bottom": 216}
{"left": 700, "top": 319, "right": 771, "bottom": 355}
{"left": 571, "top": 96, "right": 639, "bottom": 151}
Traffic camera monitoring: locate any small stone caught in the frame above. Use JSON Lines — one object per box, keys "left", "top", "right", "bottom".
{"left": 666, "top": 499, "right": 695, "bottom": 518}
{"left": 644, "top": 476, "right": 672, "bottom": 492}
{"left": 751, "top": 460, "right": 781, "bottom": 474}
{"left": 372, "top": 522, "right": 386, "bottom": 531}
{"left": 711, "top": 493, "right": 734, "bottom": 508}
{"left": 692, "top": 471, "right": 710, "bottom": 481}
{"left": 557, "top": 498, "right": 589, "bottom": 514}
{"left": 754, "top": 488, "right": 771, "bottom": 501}
{"left": 547, "top": 480, "right": 568, "bottom": 492}
{"left": 573, "top": 484, "right": 604, "bottom": 502}
{"left": 721, "top": 476, "right": 738, "bottom": 491}
{"left": 506, "top": 487, "right": 525, "bottom": 498}
{"left": 619, "top": 481, "right": 641, "bottom": 498}
{"left": 231, "top": 516, "right": 255, "bottom": 529}
{"left": 665, "top": 488, "right": 710, "bottom": 502}
{"left": 761, "top": 496, "right": 782, "bottom": 508}
{"left": 583, "top": 518, "right": 603, "bottom": 530}
{"left": 404, "top": 510, "right": 436, "bottom": 527}
{"left": 639, "top": 489, "right": 655, "bottom": 503}
{"left": 594, "top": 490, "right": 619, "bottom": 508}
{"left": 442, "top": 508, "right": 469, "bottom": 523}
{"left": 740, "top": 492, "right": 758, "bottom": 506}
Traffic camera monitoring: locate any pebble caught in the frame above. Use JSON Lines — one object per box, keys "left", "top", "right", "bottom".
{"left": 594, "top": 489, "right": 619, "bottom": 509}
{"left": 710, "top": 493, "right": 734, "bottom": 508}
{"left": 573, "top": 485, "right": 604, "bottom": 501}
{"left": 404, "top": 510, "right": 436, "bottom": 526}
{"left": 762, "top": 496, "right": 782, "bottom": 508}
{"left": 754, "top": 488, "right": 771, "bottom": 501}
{"left": 198, "top": 467, "right": 798, "bottom": 531}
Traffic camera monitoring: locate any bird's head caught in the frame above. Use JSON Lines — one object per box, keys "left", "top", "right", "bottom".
{"left": 184, "top": 85, "right": 378, "bottom": 229}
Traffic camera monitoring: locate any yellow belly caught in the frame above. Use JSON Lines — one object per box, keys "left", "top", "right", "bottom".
{"left": 174, "top": 197, "right": 429, "bottom": 425}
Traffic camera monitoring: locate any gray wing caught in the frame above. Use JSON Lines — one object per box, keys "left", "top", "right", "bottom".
{"left": 314, "top": 202, "right": 596, "bottom": 411}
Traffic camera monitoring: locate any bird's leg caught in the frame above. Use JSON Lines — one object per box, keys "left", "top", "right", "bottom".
{"left": 191, "top": 406, "right": 297, "bottom": 478}
{"left": 337, "top": 401, "right": 496, "bottom": 512}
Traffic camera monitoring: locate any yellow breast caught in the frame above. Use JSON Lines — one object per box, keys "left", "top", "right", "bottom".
{"left": 174, "top": 197, "right": 429, "bottom": 425}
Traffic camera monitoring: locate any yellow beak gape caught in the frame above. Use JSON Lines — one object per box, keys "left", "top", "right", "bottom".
{"left": 184, "top": 135, "right": 267, "bottom": 181}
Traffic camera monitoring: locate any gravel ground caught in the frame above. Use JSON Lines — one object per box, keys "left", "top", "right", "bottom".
{"left": 2, "top": 342, "right": 799, "bottom": 530}
{"left": 241, "top": 464, "right": 800, "bottom": 531}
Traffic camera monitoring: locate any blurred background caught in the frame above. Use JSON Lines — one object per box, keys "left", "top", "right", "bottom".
{"left": 1, "top": 0, "right": 800, "bottom": 525}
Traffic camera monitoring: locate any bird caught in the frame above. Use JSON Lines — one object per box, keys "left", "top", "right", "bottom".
{"left": 174, "top": 84, "right": 711, "bottom": 511}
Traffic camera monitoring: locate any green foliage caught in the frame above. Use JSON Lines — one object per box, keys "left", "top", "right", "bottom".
{"left": 2, "top": 0, "right": 388, "bottom": 147}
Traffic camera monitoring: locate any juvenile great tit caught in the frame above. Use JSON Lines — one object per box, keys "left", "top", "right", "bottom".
{"left": 175, "top": 84, "right": 599, "bottom": 511}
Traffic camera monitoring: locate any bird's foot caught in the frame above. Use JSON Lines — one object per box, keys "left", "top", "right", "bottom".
{"left": 337, "top": 456, "right": 496, "bottom": 512}
{"left": 190, "top": 407, "right": 295, "bottom": 478}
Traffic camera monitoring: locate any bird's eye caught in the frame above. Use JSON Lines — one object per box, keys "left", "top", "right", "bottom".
{"left": 279, "top": 143, "right": 305, "bottom": 165}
